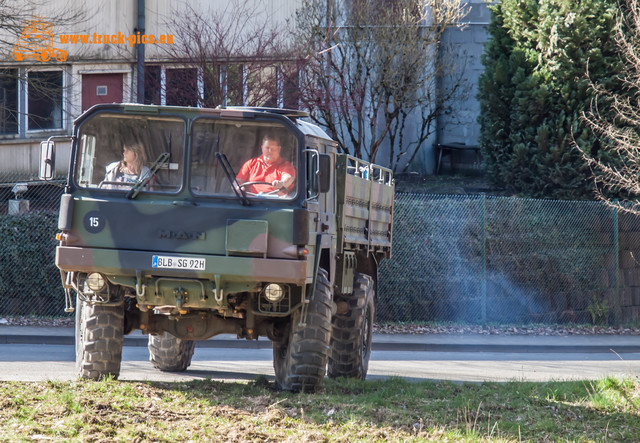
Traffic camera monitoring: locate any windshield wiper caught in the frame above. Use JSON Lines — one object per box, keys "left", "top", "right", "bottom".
{"left": 126, "top": 152, "right": 170, "bottom": 200}
{"left": 215, "top": 152, "right": 250, "bottom": 206}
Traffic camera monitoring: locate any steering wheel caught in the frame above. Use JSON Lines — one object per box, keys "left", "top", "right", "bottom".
{"left": 98, "top": 180, "right": 134, "bottom": 189}
{"left": 238, "top": 181, "right": 286, "bottom": 196}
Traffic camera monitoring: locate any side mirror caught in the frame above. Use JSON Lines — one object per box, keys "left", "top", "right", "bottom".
{"left": 316, "top": 154, "right": 331, "bottom": 193}
{"left": 39, "top": 140, "right": 56, "bottom": 180}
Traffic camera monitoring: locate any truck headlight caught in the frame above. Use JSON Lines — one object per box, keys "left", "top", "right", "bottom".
{"left": 86, "top": 272, "right": 106, "bottom": 292}
{"left": 264, "top": 284, "right": 285, "bottom": 303}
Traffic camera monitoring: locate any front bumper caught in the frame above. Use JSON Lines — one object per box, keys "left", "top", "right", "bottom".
{"left": 56, "top": 246, "right": 308, "bottom": 285}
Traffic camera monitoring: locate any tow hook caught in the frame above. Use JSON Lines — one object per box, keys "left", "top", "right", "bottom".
{"left": 174, "top": 287, "right": 188, "bottom": 309}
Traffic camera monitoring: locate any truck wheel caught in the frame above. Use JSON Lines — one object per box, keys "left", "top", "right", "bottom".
{"left": 148, "top": 332, "right": 195, "bottom": 372}
{"left": 328, "top": 272, "right": 375, "bottom": 379}
{"left": 76, "top": 296, "right": 124, "bottom": 380}
{"left": 273, "top": 267, "right": 332, "bottom": 392}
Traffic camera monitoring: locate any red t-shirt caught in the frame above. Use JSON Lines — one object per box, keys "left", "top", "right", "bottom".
{"left": 236, "top": 156, "right": 296, "bottom": 194}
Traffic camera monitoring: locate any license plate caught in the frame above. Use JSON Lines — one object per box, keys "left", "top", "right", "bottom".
{"left": 152, "top": 255, "right": 206, "bottom": 271}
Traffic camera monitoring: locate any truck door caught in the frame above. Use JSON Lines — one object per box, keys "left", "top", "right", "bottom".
{"left": 305, "top": 140, "right": 336, "bottom": 283}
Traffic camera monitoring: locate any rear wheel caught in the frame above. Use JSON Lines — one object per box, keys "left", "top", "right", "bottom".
{"left": 76, "top": 296, "right": 124, "bottom": 380}
{"left": 148, "top": 332, "right": 195, "bottom": 372}
{"left": 273, "top": 267, "right": 332, "bottom": 392}
{"left": 328, "top": 273, "right": 375, "bottom": 379}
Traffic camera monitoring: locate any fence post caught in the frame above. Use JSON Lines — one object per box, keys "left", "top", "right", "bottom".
{"left": 613, "top": 203, "right": 620, "bottom": 323}
{"left": 481, "top": 193, "right": 487, "bottom": 323}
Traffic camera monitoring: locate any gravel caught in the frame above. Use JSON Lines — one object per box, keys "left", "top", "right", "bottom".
{"left": 374, "top": 323, "right": 640, "bottom": 336}
{"left": 1, "top": 316, "right": 638, "bottom": 336}
{"left": 0, "top": 316, "right": 74, "bottom": 328}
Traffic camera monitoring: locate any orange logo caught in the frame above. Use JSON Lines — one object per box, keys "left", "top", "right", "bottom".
{"left": 12, "top": 17, "right": 68, "bottom": 62}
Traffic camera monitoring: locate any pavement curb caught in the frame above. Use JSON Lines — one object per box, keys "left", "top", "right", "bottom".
{"left": 371, "top": 342, "right": 640, "bottom": 354}
{"left": 2, "top": 332, "right": 639, "bottom": 353}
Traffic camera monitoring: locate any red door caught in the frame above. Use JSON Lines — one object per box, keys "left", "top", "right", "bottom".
{"left": 82, "top": 73, "right": 123, "bottom": 111}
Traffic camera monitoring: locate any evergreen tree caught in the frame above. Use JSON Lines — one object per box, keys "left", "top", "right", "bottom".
{"left": 580, "top": 0, "right": 640, "bottom": 211}
{"left": 478, "top": 0, "right": 621, "bottom": 199}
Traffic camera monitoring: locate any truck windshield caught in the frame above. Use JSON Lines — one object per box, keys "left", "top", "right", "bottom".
{"left": 190, "top": 119, "right": 298, "bottom": 200}
{"left": 74, "top": 113, "right": 185, "bottom": 193}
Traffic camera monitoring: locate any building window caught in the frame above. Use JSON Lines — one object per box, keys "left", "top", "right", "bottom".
{"left": 144, "top": 65, "right": 200, "bottom": 107}
{"left": 0, "top": 69, "right": 18, "bottom": 134}
{"left": 225, "top": 64, "right": 245, "bottom": 106}
{"left": 247, "top": 65, "right": 277, "bottom": 108}
{"left": 166, "top": 68, "right": 198, "bottom": 106}
{"left": 143, "top": 63, "right": 299, "bottom": 110}
{"left": 0, "top": 68, "right": 66, "bottom": 136}
{"left": 28, "top": 70, "right": 63, "bottom": 130}
{"left": 144, "top": 65, "right": 162, "bottom": 105}
{"left": 283, "top": 67, "right": 299, "bottom": 109}
{"left": 202, "top": 65, "right": 220, "bottom": 108}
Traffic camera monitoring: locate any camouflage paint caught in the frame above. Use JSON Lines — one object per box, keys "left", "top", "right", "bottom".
{"left": 54, "top": 103, "right": 393, "bottom": 333}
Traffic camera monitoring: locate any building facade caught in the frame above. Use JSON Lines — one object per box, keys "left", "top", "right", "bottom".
{"left": 0, "top": 0, "right": 488, "bottom": 178}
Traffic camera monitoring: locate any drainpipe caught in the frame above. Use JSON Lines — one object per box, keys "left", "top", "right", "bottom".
{"left": 136, "top": 0, "right": 145, "bottom": 103}
{"left": 433, "top": 37, "right": 443, "bottom": 175}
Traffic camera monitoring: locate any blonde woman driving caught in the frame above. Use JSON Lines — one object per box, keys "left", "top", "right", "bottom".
{"left": 103, "top": 143, "right": 151, "bottom": 189}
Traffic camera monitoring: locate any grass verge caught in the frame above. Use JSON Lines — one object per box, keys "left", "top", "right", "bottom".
{"left": 0, "top": 376, "right": 638, "bottom": 442}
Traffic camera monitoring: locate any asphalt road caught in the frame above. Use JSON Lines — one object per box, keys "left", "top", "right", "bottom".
{"left": 1, "top": 342, "right": 639, "bottom": 383}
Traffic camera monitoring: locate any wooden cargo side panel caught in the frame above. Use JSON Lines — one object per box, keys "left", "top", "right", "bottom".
{"left": 339, "top": 170, "right": 371, "bottom": 248}
{"left": 369, "top": 180, "right": 393, "bottom": 253}
{"left": 335, "top": 155, "right": 393, "bottom": 256}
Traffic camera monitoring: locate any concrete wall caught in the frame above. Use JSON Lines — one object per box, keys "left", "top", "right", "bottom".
{"left": 401, "top": 0, "right": 490, "bottom": 175}
{"left": 614, "top": 214, "right": 640, "bottom": 324}
{"left": 437, "top": 1, "right": 491, "bottom": 147}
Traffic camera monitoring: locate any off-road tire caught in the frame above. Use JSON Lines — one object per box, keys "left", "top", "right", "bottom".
{"left": 328, "top": 272, "right": 375, "bottom": 379}
{"left": 273, "top": 267, "right": 332, "bottom": 392}
{"left": 76, "top": 296, "right": 124, "bottom": 380}
{"left": 148, "top": 332, "right": 196, "bottom": 372}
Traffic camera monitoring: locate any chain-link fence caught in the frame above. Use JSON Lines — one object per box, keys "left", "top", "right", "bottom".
{"left": 2, "top": 182, "right": 639, "bottom": 325}
{"left": 378, "top": 193, "right": 639, "bottom": 326}
{"left": 0, "top": 171, "right": 64, "bottom": 215}
{"left": 1, "top": 172, "right": 65, "bottom": 317}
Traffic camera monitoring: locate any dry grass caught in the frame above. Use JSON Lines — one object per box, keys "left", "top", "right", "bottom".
{"left": 0, "top": 376, "right": 638, "bottom": 441}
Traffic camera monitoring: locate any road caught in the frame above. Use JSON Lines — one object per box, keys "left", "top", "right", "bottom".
{"left": 1, "top": 343, "right": 639, "bottom": 383}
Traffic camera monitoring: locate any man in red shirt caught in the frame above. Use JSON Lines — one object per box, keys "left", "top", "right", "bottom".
{"left": 236, "top": 134, "right": 296, "bottom": 196}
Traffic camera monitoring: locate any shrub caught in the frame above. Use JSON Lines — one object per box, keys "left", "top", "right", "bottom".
{"left": 0, "top": 211, "right": 63, "bottom": 316}
{"left": 478, "top": 0, "right": 622, "bottom": 199}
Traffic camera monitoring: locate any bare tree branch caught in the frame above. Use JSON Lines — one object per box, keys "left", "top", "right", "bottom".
{"left": 159, "top": 0, "right": 295, "bottom": 108}
{"left": 578, "top": 0, "right": 640, "bottom": 213}
{"left": 0, "top": 1, "right": 86, "bottom": 133}
{"left": 0, "top": 0, "right": 85, "bottom": 55}
{"left": 295, "top": 0, "right": 468, "bottom": 169}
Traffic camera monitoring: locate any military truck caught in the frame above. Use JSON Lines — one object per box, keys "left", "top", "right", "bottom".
{"left": 41, "top": 103, "right": 394, "bottom": 392}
